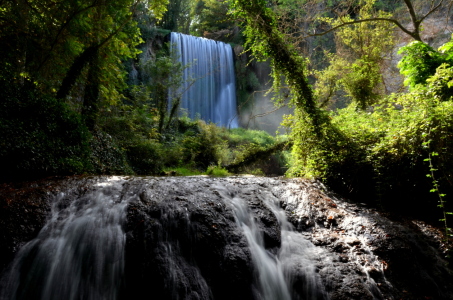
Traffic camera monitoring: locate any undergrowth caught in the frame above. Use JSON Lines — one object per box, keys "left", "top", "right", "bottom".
{"left": 99, "top": 107, "right": 288, "bottom": 176}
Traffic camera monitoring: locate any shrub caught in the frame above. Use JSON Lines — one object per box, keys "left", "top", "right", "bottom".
{"left": 0, "top": 80, "right": 91, "bottom": 181}
{"left": 205, "top": 165, "right": 230, "bottom": 177}
{"left": 290, "top": 89, "right": 453, "bottom": 219}
{"left": 126, "top": 139, "right": 164, "bottom": 175}
{"left": 89, "top": 131, "right": 133, "bottom": 175}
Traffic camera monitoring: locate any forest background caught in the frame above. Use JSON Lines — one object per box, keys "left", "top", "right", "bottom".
{"left": 1, "top": 0, "right": 453, "bottom": 235}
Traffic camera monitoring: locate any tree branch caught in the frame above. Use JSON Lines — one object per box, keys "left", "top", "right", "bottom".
{"left": 419, "top": 0, "right": 444, "bottom": 24}
{"left": 37, "top": 2, "right": 100, "bottom": 72}
{"left": 306, "top": 17, "right": 419, "bottom": 41}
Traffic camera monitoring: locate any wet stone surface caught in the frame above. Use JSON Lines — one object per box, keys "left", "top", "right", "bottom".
{"left": 0, "top": 176, "right": 452, "bottom": 300}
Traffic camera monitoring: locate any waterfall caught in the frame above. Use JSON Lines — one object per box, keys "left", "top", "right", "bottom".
{"left": 170, "top": 32, "right": 239, "bottom": 128}
{"left": 0, "top": 177, "right": 130, "bottom": 300}
{"left": 226, "top": 192, "right": 292, "bottom": 300}
{"left": 216, "top": 181, "right": 326, "bottom": 300}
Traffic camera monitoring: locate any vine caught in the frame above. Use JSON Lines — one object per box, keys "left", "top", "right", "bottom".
{"left": 423, "top": 129, "right": 452, "bottom": 257}
{"left": 230, "top": 0, "right": 329, "bottom": 134}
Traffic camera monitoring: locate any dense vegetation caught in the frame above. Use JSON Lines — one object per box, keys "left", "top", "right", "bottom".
{"left": 0, "top": 0, "right": 286, "bottom": 181}
{"left": 0, "top": 0, "right": 452, "bottom": 238}
{"left": 231, "top": 0, "right": 453, "bottom": 236}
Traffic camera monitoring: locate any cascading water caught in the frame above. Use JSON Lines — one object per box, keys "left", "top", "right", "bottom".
{"left": 262, "top": 190, "right": 327, "bottom": 300}
{"left": 216, "top": 181, "right": 326, "bottom": 300}
{"left": 223, "top": 190, "right": 291, "bottom": 300}
{"left": 0, "top": 177, "right": 130, "bottom": 300}
{"left": 170, "top": 32, "right": 239, "bottom": 128}
{"left": 2, "top": 176, "right": 452, "bottom": 299}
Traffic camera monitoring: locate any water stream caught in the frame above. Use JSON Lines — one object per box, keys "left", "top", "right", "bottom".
{"left": 215, "top": 180, "right": 326, "bottom": 300}
{"left": 0, "top": 177, "right": 129, "bottom": 300}
{"left": 220, "top": 188, "right": 291, "bottom": 300}
{"left": 170, "top": 32, "right": 239, "bottom": 128}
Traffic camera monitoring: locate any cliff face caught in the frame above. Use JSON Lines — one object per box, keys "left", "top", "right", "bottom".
{"left": 0, "top": 176, "right": 452, "bottom": 299}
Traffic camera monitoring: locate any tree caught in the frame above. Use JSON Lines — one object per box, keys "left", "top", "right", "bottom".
{"left": 158, "top": 0, "right": 193, "bottom": 33}
{"left": 277, "top": 0, "right": 451, "bottom": 43}
{"left": 0, "top": 0, "right": 168, "bottom": 129}
{"left": 191, "top": 0, "right": 236, "bottom": 39}
{"left": 314, "top": 0, "right": 396, "bottom": 109}
{"left": 133, "top": 47, "right": 188, "bottom": 134}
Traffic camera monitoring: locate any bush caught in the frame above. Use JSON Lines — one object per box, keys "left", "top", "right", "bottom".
{"left": 99, "top": 103, "right": 287, "bottom": 176}
{"left": 224, "top": 127, "right": 276, "bottom": 147}
{"left": 180, "top": 121, "right": 227, "bottom": 169}
{"left": 126, "top": 140, "right": 164, "bottom": 175}
{"left": 0, "top": 80, "right": 92, "bottom": 181}
{"left": 205, "top": 165, "right": 230, "bottom": 177}
{"left": 89, "top": 130, "right": 133, "bottom": 175}
{"left": 291, "top": 89, "right": 453, "bottom": 220}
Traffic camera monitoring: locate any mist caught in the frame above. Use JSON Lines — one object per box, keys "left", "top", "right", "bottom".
{"left": 238, "top": 92, "right": 293, "bottom": 135}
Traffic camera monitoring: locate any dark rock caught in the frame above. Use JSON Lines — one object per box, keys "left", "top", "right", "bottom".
{"left": 1, "top": 176, "right": 452, "bottom": 300}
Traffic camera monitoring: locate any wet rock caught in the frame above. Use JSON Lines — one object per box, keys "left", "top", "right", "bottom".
{"left": 0, "top": 176, "right": 105, "bottom": 272}
{"left": 122, "top": 177, "right": 260, "bottom": 300}
{"left": 277, "top": 179, "right": 453, "bottom": 300}
{"left": 1, "top": 176, "right": 452, "bottom": 300}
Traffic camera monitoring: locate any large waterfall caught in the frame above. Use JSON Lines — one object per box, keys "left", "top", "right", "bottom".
{"left": 170, "top": 32, "right": 239, "bottom": 128}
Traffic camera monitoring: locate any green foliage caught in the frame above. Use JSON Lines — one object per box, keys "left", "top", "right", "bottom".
{"left": 99, "top": 102, "right": 163, "bottom": 174}
{"left": 398, "top": 41, "right": 445, "bottom": 88}
{"left": 190, "top": 0, "right": 235, "bottom": 37}
{"left": 205, "top": 165, "right": 231, "bottom": 176}
{"left": 180, "top": 121, "right": 229, "bottom": 168}
{"left": 99, "top": 98, "right": 285, "bottom": 176}
{"left": 424, "top": 147, "right": 452, "bottom": 240}
{"left": 231, "top": 0, "right": 330, "bottom": 151}
{"left": 0, "top": 0, "right": 146, "bottom": 100}
{"left": 341, "top": 58, "right": 383, "bottom": 109}
{"left": 291, "top": 77, "right": 453, "bottom": 219}
{"left": 126, "top": 140, "right": 164, "bottom": 175}
{"left": 164, "top": 167, "right": 203, "bottom": 176}
{"left": 426, "top": 63, "right": 453, "bottom": 102}
{"left": 0, "top": 81, "right": 91, "bottom": 181}
{"left": 89, "top": 130, "right": 134, "bottom": 175}
{"left": 315, "top": 0, "right": 395, "bottom": 109}
{"left": 158, "top": 0, "right": 191, "bottom": 32}
{"left": 129, "top": 45, "right": 189, "bottom": 134}
{"left": 168, "top": 120, "right": 286, "bottom": 174}
{"left": 225, "top": 128, "right": 276, "bottom": 147}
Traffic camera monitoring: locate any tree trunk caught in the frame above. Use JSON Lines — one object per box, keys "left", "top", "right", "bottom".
{"left": 56, "top": 46, "right": 98, "bottom": 100}
{"left": 81, "top": 48, "right": 101, "bottom": 131}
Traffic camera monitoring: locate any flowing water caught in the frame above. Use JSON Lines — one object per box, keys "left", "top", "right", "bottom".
{"left": 217, "top": 186, "right": 291, "bottom": 300}
{"left": 170, "top": 32, "right": 239, "bottom": 128}
{"left": 0, "top": 177, "right": 130, "bottom": 300}
{"left": 215, "top": 180, "right": 326, "bottom": 300}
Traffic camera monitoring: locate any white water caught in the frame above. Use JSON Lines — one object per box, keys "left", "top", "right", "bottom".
{"left": 170, "top": 32, "right": 239, "bottom": 128}
{"left": 217, "top": 182, "right": 326, "bottom": 300}
{"left": 0, "top": 178, "right": 129, "bottom": 300}
{"left": 264, "top": 191, "right": 327, "bottom": 300}
{"left": 230, "top": 193, "right": 291, "bottom": 300}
